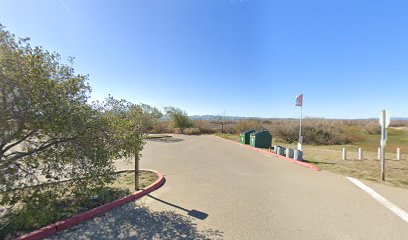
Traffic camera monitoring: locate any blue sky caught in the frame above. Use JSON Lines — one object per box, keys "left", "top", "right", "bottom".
{"left": 1, "top": 0, "right": 408, "bottom": 118}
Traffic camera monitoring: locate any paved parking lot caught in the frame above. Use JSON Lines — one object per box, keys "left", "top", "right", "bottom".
{"left": 50, "top": 135, "right": 408, "bottom": 240}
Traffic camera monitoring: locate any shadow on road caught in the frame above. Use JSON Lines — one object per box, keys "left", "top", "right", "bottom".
{"left": 146, "top": 137, "right": 184, "bottom": 143}
{"left": 303, "top": 159, "right": 335, "bottom": 165}
{"left": 147, "top": 194, "right": 209, "bottom": 220}
{"left": 50, "top": 202, "right": 222, "bottom": 240}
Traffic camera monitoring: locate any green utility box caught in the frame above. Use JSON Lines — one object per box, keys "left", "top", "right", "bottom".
{"left": 250, "top": 130, "right": 272, "bottom": 148}
{"left": 240, "top": 129, "right": 256, "bottom": 144}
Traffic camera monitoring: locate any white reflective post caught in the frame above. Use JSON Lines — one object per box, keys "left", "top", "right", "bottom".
{"left": 342, "top": 148, "right": 347, "bottom": 160}
{"left": 397, "top": 148, "right": 401, "bottom": 160}
{"left": 358, "top": 148, "right": 363, "bottom": 160}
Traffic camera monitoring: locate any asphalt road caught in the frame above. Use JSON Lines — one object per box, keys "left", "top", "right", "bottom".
{"left": 49, "top": 135, "right": 408, "bottom": 240}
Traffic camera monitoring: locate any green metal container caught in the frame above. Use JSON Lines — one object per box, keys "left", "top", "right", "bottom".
{"left": 240, "top": 129, "right": 256, "bottom": 144}
{"left": 249, "top": 130, "right": 272, "bottom": 148}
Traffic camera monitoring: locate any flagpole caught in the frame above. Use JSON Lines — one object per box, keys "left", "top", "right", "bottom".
{"left": 298, "top": 104, "right": 302, "bottom": 150}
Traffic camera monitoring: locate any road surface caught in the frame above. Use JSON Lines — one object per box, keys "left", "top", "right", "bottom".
{"left": 49, "top": 135, "right": 408, "bottom": 239}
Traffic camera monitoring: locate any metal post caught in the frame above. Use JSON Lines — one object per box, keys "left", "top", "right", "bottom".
{"left": 298, "top": 106, "right": 303, "bottom": 151}
{"left": 135, "top": 121, "right": 141, "bottom": 191}
{"left": 358, "top": 148, "right": 363, "bottom": 160}
{"left": 380, "top": 110, "right": 386, "bottom": 181}
{"left": 135, "top": 154, "right": 139, "bottom": 190}
{"left": 397, "top": 148, "right": 401, "bottom": 160}
{"left": 342, "top": 148, "right": 347, "bottom": 160}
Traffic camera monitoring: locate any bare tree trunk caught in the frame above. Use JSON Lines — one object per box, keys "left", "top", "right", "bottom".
{"left": 134, "top": 153, "right": 139, "bottom": 190}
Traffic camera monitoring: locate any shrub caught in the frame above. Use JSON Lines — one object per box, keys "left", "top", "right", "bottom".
{"left": 193, "top": 120, "right": 216, "bottom": 134}
{"left": 234, "top": 119, "right": 263, "bottom": 133}
{"left": 364, "top": 125, "right": 381, "bottom": 135}
{"left": 263, "top": 120, "right": 352, "bottom": 145}
{"left": 164, "top": 106, "right": 193, "bottom": 133}
{"left": 183, "top": 128, "right": 201, "bottom": 135}
{"left": 150, "top": 120, "right": 173, "bottom": 133}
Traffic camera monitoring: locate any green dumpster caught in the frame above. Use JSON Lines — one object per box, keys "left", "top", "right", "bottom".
{"left": 240, "top": 129, "right": 256, "bottom": 144}
{"left": 250, "top": 130, "right": 272, "bottom": 148}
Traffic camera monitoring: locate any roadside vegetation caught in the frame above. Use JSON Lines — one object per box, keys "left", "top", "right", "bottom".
{"left": 210, "top": 120, "right": 408, "bottom": 189}
{"left": 2, "top": 22, "right": 408, "bottom": 239}
{"left": 0, "top": 25, "right": 161, "bottom": 239}
{"left": 1, "top": 171, "right": 158, "bottom": 239}
{"left": 149, "top": 117, "right": 408, "bottom": 189}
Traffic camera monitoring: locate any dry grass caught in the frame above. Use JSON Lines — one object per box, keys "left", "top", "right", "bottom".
{"left": 160, "top": 117, "right": 408, "bottom": 188}
{"left": 217, "top": 127, "right": 408, "bottom": 189}
{"left": 281, "top": 142, "right": 408, "bottom": 188}
{"left": 277, "top": 124, "right": 408, "bottom": 188}
{"left": 111, "top": 170, "right": 159, "bottom": 191}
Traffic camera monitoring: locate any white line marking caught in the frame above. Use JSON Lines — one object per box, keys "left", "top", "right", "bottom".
{"left": 347, "top": 176, "right": 408, "bottom": 223}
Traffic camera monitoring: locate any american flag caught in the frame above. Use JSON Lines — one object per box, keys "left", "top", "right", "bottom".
{"left": 295, "top": 94, "right": 303, "bottom": 107}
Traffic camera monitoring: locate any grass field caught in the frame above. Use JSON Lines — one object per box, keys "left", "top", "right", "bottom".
{"left": 217, "top": 126, "right": 408, "bottom": 189}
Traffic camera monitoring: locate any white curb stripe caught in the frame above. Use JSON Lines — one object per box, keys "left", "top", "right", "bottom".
{"left": 347, "top": 177, "right": 408, "bottom": 223}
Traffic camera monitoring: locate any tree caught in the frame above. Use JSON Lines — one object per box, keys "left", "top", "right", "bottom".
{"left": 164, "top": 106, "right": 192, "bottom": 134}
{"left": 0, "top": 24, "right": 114, "bottom": 191}
{"left": 139, "top": 103, "right": 163, "bottom": 134}
{"left": 0, "top": 25, "right": 148, "bottom": 210}
{"left": 102, "top": 97, "right": 161, "bottom": 190}
{"left": 213, "top": 111, "right": 228, "bottom": 133}
{"left": 0, "top": 25, "right": 165, "bottom": 237}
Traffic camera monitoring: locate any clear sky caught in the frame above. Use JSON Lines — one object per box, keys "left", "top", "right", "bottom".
{"left": 1, "top": 0, "right": 408, "bottom": 119}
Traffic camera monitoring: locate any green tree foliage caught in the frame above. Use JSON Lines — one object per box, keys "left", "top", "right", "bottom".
{"left": 139, "top": 103, "right": 163, "bottom": 134}
{"left": 164, "top": 106, "right": 192, "bottom": 133}
{"left": 0, "top": 25, "right": 161, "bottom": 233}
{"left": 0, "top": 25, "right": 117, "bottom": 194}
{"left": 101, "top": 97, "right": 161, "bottom": 190}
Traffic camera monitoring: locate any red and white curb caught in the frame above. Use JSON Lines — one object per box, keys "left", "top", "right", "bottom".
{"left": 217, "top": 137, "right": 321, "bottom": 171}
{"left": 16, "top": 169, "right": 166, "bottom": 240}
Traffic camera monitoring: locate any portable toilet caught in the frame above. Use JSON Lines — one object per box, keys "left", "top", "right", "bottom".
{"left": 250, "top": 130, "right": 272, "bottom": 148}
{"left": 240, "top": 129, "right": 256, "bottom": 144}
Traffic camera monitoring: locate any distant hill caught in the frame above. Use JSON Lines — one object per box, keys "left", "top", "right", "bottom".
{"left": 161, "top": 115, "right": 408, "bottom": 121}
{"left": 161, "top": 115, "right": 248, "bottom": 121}
{"left": 162, "top": 115, "right": 293, "bottom": 121}
{"left": 393, "top": 117, "right": 408, "bottom": 121}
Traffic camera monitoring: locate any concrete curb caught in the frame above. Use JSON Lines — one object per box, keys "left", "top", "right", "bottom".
{"left": 16, "top": 169, "right": 166, "bottom": 240}
{"left": 218, "top": 137, "right": 321, "bottom": 171}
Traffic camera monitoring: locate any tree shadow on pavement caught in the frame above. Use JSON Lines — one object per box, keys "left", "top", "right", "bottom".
{"left": 146, "top": 195, "right": 208, "bottom": 220}
{"left": 49, "top": 202, "right": 223, "bottom": 240}
{"left": 302, "top": 159, "right": 335, "bottom": 165}
{"left": 146, "top": 137, "right": 184, "bottom": 143}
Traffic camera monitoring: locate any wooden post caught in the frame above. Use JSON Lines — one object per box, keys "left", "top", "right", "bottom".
{"left": 342, "top": 148, "right": 347, "bottom": 160}
{"left": 378, "top": 148, "right": 381, "bottom": 160}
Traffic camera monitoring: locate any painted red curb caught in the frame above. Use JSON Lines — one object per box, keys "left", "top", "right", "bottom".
{"left": 16, "top": 170, "right": 166, "bottom": 240}
{"left": 218, "top": 137, "right": 321, "bottom": 171}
